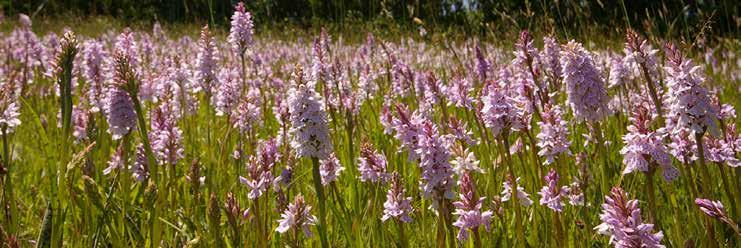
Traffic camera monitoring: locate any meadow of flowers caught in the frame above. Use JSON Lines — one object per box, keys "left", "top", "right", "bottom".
{"left": 0, "top": 4, "right": 739, "bottom": 247}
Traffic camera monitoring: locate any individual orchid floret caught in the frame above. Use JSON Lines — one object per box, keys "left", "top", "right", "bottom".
{"left": 450, "top": 146, "right": 484, "bottom": 175}
{"left": 82, "top": 39, "right": 107, "bottom": 112}
{"left": 105, "top": 77, "right": 137, "bottom": 140}
{"left": 594, "top": 187, "right": 664, "bottom": 248}
{"left": 621, "top": 102, "right": 679, "bottom": 181}
{"left": 71, "top": 106, "right": 90, "bottom": 143}
{"left": 501, "top": 176, "right": 532, "bottom": 207}
{"left": 480, "top": 83, "right": 523, "bottom": 137}
{"left": 694, "top": 198, "right": 740, "bottom": 232}
{"left": 232, "top": 89, "right": 261, "bottom": 134}
{"left": 452, "top": 172, "right": 493, "bottom": 241}
{"left": 704, "top": 123, "right": 740, "bottom": 168}
{"left": 608, "top": 55, "right": 631, "bottom": 89}
{"left": 276, "top": 194, "right": 317, "bottom": 238}
{"left": 382, "top": 172, "right": 414, "bottom": 223}
{"left": 131, "top": 144, "right": 150, "bottom": 182}
{"left": 710, "top": 95, "right": 736, "bottom": 121}
{"left": 536, "top": 104, "right": 572, "bottom": 165}
{"left": 240, "top": 157, "right": 274, "bottom": 200}
{"left": 149, "top": 104, "right": 184, "bottom": 166}
{"left": 446, "top": 117, "right": 478, "bottom": 147}
{"left": 380, "top": 100, "right": 394, "bottom": 134}
{"left": 0, "top": 85, "right": 21, "bottom": 133}
{"left": 542, "top": 36, "right": 562, "bottom": 82}
{"left": 357, "top": 142, "right": 390, "bottom": 183}
{"left": 695, "top": 198, "right": 727, "bottom": 220}
{"left": 567, "top": 181, "right": 585, "bottom": 206}
{"left": 19, "top": 14, "right": 32, "bottom": 28}
{"left": 104, "top": 143, "right": 125, "bottom": 175}
{"left": 240, "top": 138, "right": 279, "bottom": 199}
{"left": 538, "top": 169, "right": 569, "bottom": 212}
{"left": 214, "top": 67, "right": 242, "bottom": 116}
{"left": 443, "top": 76, "right": 475, "bottom": 110}
{"left": 666, "top": 127, "right": 697, "bottom": 164}
{"left": 273, "top": 165, "right": 293, "bottom": 192}
{"left": 319, "top": 153, "right": 344, "bottom": 185}
{"left": 624, "top": 30, "right": 661, "bottom": 90}
{"left": 389, "top": 103, "right": 425, "bottom": 161}
{"left": 474, "top": 41, "right": 490, "bottom": 82}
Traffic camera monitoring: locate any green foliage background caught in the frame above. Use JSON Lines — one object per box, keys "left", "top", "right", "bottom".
{"left": 4, "top": 0, "right": 738, "bottom": 39}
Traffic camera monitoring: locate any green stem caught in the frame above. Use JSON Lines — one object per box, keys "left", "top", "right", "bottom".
{"left": 345, "top": 113, "right": 355, "bottom": 172}
{"left": 204, "top": 93, "right": 215, "bottom": 192}
{"left": 1, "top": 127, "right": 15, "bottom": 234}
{"left": 439, "top": 101, "right": 450, "bottom": 129}
{"left": 639, "top": 64, "right": 664, "bottom": 124}
{"left": 502, "top": 136, "right": 525, "bottom": 247}
{"left": 679, "top": 161, "right": 704, "bottom": 232}
{"left": 293, "top": 224, "right": 300, "bottom": 247}
{"left": 646, "top": 165, "right": 659, "bottom": 228}
{"left": 695, "top": 132, "right": 717, "bottom": 248}
{"left": 397, "top": 219, "right": 408, "bottom": 248}
{"left": 253, "top": 197, "right": 266, "bottom": 248}
{"left": 331, "top": 183, "right": 350, "bottom": 220}
{"left": 436, "top": 203, "right": 446, "bottom": 248}
{"left": 54, "top": 56, "right": 74, "bottom": 248}
{"left": 119, "top": 135, "right": 131, "bottom": 246}
{"left": 230, "top": 220, "right": 241, "bottom": 247}
{"left": 1, "top": 127, "right": 7, "bottom": 172}
{"left": 473, "top": 227, "right": 482, "bottom": 248}
{"left": 684, "top": 162, "right": 700, "bottom": 202}
{"left": 240, "top": 52, "right": 247, "bottom": 97}
{"left": 130, "top": 97, "right": 160, "bottom": 247}
{"left": 262, "top": 191, "right": 271, "bottom": 245}
{"left": 553, "top": 213, "right": 564, "bottom": 247}
{"left": 525, "top": 130, "right": 543, "bottom": 183}
{"left": 444, "top": 199, "right": 456, "bottom": 248}
{"left": 716, "top": 163, "right": 739, "bottom": 220}
{"left": 592, "top": 121, "right": 609, "bottom": 197}
{"left": 131, "top": 97, "right": 157, "bottom": 182}
{"left": 311, "top": 157, "right": 329, "bottom": 248}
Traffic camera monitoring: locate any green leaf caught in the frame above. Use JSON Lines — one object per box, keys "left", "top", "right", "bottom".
{"left": 36, "top": 202, "right": 53, "bottom": 248}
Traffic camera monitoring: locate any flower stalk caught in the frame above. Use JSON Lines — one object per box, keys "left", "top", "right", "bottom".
{"left": 1, "top": 125, "right": 14, "bottom": 233}
{"left": 311, "top": 157, "right": 329, "bottom": 248}
{"left": 646, "top": 164, "right": 659, "bottom": 227}
{"left": 501, "top": 134, "right": 525, "bottom": 246}
{"left": 626, "top": 30, "right": 664, "bottom": 123}
{"left": 53, "top": 31, "right": 79, "bottom": 248}
{"left": 695, "top": 131, "right": 718, "bottom": 247}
